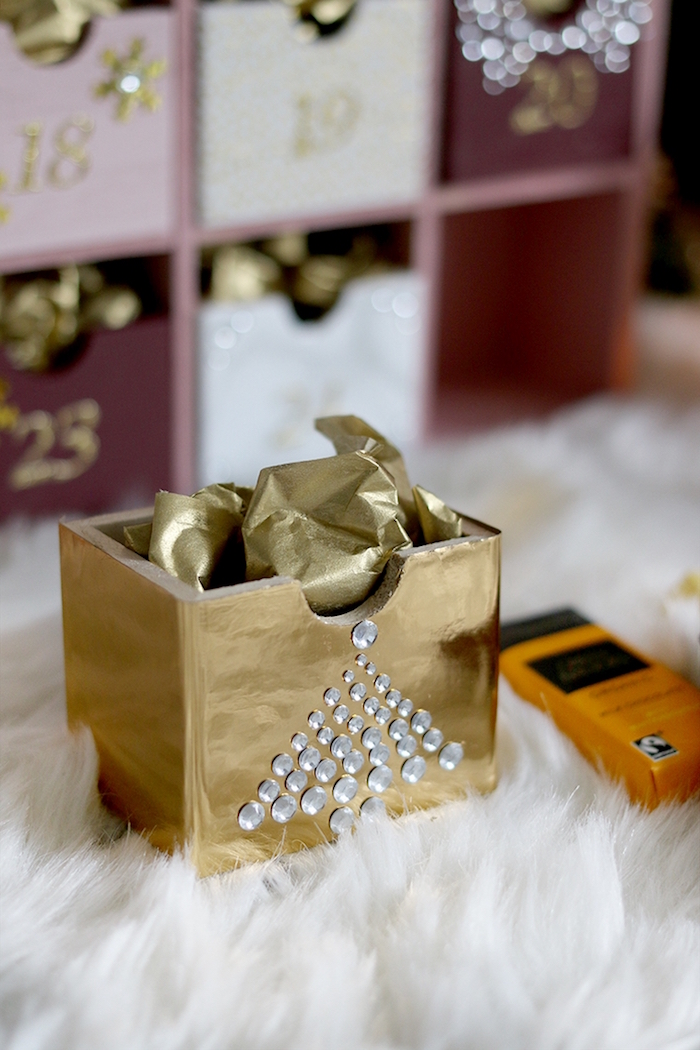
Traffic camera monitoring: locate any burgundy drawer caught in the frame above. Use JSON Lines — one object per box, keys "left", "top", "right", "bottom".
{"left": 442, "top": 6, "right": 634, "bottom": 182}
{"left": 1, "top": 315, "right": 171, "bottom": 519}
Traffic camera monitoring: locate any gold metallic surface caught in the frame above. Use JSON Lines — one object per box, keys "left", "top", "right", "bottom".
{"left": 60, "top": 519, "right": 187, "bottom": 850}
{"left": 315, "top": 415, "right": 419, "bottom": 539}
{"left": 209, "top": 245, "right": 282, "bottom": 302}
{"left": 242, "top": 447, "right": 411, "bottom": 615}
{"left": 147, "top": 484, "right": 246, "bottom": 591}
{"left": 413, "top": 484, "right": 462, "bottom": 544}
{"left": 0, "top": 0, "right": 120, "bottom": 64}
{"left": 60, "top": 509, "right": 500, "bottom": 875}
{"left": 1, "top": 265, "right": 140, "bottom": 373}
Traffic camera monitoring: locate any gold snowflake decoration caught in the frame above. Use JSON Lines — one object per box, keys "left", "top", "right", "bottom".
{"left": 94, "top": 38, "right": 166, "bottom": 122}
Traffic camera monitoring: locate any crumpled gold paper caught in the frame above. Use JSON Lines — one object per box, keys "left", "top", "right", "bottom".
{"left": 0, "top": 265, "right": 140, "bottom": 373}
{"left": 315, "top": 415, "right": 420, "bottom": 540}
{"left": 0, "top": 0, "right": 121, "bottom": 64}
{"left": 242, "top": 443, "right": 411, "bottom": 614}
{"left": 413, "top": 483, "right": 462, "bottom": 544}
{"left": 125, "top": 483, "right": 248, "bottom": 591}
{"left": 125, "top": 418, "right": 464, "bottom": 614}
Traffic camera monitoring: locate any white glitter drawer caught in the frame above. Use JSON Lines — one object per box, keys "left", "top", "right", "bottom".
{"left": 197, "top": 0, "right": 430, "bottom": 226}
{"left": 197, "top": 270, "right": 426, "bottom": 486}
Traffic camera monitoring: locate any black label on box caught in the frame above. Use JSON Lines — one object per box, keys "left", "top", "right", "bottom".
{"left": 631, "top": 735, "right": 678, "bottom": 761}
{"left": 528, "top": 641, "right": 649, "bottom": 694}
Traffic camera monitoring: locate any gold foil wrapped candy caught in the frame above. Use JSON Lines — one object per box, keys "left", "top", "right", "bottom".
{"left": 208, "top": 232, "right": 383, "bottom": 320}
{"left": 0, "top": 0, "right": 121, "bottom": 64}
{"left": 0, "top": 265, "right": 140, "bottom": 373}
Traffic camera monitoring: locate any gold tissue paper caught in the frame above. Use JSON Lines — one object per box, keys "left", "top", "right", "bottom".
{"left": 61, "top": 418, "right": 500, "bottom": 874}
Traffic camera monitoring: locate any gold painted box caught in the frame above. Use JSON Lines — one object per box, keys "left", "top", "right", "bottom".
{"left": 60, "top": 507, "right": 500, "bottom": 875}
{"left": 197, "top": 0, "right": 430, "bottom": 226}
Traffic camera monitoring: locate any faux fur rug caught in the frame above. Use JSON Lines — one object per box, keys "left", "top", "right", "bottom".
{"left": 1, "top": 396, "right": 699, "bottom": 1050}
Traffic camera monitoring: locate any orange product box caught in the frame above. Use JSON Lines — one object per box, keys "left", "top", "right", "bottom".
{"left": 500, "top": 609, "right": 700, "bottom": 807}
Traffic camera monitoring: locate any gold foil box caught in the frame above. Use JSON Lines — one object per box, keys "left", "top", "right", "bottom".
{"left": 60, "top": 507, "right": 500, "bottom": 875}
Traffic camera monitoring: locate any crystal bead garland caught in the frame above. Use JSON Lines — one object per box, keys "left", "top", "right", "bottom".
{"left": 454, "top": 0, "right": 652, "bottom": 95}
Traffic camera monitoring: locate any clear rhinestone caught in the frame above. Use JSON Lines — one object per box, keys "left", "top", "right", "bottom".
{"left": 375, "top": 707, "right": 391, "bottom": 725}
{"left": 367, "top": 765, "right": 393, "bottom": 793}
{"left": 301, "top": 786, "right": 327, "bottom": 815}
{"left": 324, "top": 687, "right": 341, "bottom": 706}
{"left": 369, "top": 744, "right": 390, "bottom": 766}
{"left": 299, "top": 746, "right": 321, "bottom": 771}
{"left": 333, "top": 704, "right": 350, "bottom": 724}
{"left": 238, "top": 801, "right": 264, "bottom": 830}
{"left": 355, "top": 653, "right": 368, "bottom": 667}
{"left": 308, "top": 710, "right": 325, "bottom": 729}
{"left": 364, "top": 696, "right": 379, "bottom": 715}
{"left": 271, "top": 794, "right": 297, "bottom": 823}
{"left": 258, "top": 779, "right": 280, "bottom": 803}
{"left": 286, "top": 769, "right": 307, "bottom": 793}
{"left": 272, "top": 753, "right": 294, "bottom": 777}
{"left": 343, "top": 750, "right": 364, "bottom": 774}
{"left": 411, "top": 711, "right": 432, "bottom": 736}
{"left": 397, "top": 698, "right": 414, "bottom": 718}
{"left": 401, "top": 756, "right": 427, "bottom": 784}
{"left": 351, "top": 620, "right": 378, "bottom": 649}
{"left": 375, "top": 674, "right": 391, "bottom": 693}
{"left": 386, "top": 689, "right": 401, "bottom": 708}
{"left": 389, "top": 719, "right": 409, "bottom": 741}
{"left": 291, "top": 732, "right": 309, "bottom": 751}
{"left": 317, "top": 726, "right": 334, "bottom": 745}
{"left": 360, "top": 796, "right": 386, "bottom": 820}
{"left": 330, "top": 735, "right": 351, "bottom": 758}
{"left": 333, "top": 775, "right": 358, "bottom": 803}
{"left": 362, "top": 727, "right": 382, "bottom": 750}
{"left": 348, "top": 715, "right": 364, "bottom": 734}
{"left": 329, "top": 807, "right": 355, "bottom": 834}
{"left": 396, "top": 735, "right": 417, "bottom": 757}
{"left": 315, "top": 758, "right": 337, "bottom": 783}
{"left": 118, "top": 73, "right": 141, "bottom": 94}
{"left": 422, "top": 729, "right": 444, "bottom": 753}
{"left": 349, "top": 683, "right": 367, "bottom": 702}
{"left": 365, "top": 662, "right": 377, "bottom": 675}
{"left": 342, "top": 669, "right": 355, "bottom": 683}
{"left": 439, "top": 743, "right": 464, "bottom": 771}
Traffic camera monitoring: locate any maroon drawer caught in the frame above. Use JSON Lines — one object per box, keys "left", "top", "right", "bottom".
{"left": 1, "top": 315, "right": 170, "bottom": 519}
{"left": 442, "top": 6, "right": 634, "bottom": 182}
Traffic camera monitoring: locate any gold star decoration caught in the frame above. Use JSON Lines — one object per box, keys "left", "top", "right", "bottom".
{"left": 94, "top": 38, "right": 166, "bottom": 122}
{"left": 0, "top": 171, "right": 10, "bottom": 225}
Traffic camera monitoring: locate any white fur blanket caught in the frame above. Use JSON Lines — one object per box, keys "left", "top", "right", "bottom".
{"left": 1, "top": 396, "right": 699, "bottom": 1050}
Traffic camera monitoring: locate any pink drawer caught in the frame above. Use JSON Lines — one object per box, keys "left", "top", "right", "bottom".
{"left": 0, "top": 9, "right": 175, "bottom": 265}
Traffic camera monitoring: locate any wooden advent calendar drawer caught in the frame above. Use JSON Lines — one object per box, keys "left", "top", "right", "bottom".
{"left": 0, "top": 9, "right": 176, "bottom": 264}
{"left": 0, "top": 315, "right": 171, "bottom": 519}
